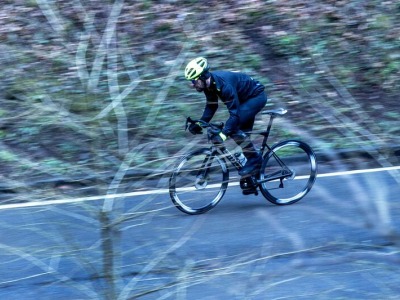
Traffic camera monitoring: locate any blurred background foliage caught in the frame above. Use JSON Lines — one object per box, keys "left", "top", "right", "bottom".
{"left": 0, "top": 0, "right": 399, "bottom": 199}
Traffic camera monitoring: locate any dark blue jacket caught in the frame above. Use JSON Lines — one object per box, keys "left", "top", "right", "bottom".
{"left": 200, "top": 71, "right": 265, "bottom": 136}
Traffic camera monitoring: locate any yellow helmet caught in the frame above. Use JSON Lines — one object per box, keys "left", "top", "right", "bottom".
{"left": 184, "top": 57, "right": 209, "bottom": 80}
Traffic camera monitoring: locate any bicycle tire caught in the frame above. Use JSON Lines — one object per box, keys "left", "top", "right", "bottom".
{"left": 169, "top": 148, "right": 229, "bottom": 215}
{"left": 259, "top": 140, "right": 317, "bottom": 205}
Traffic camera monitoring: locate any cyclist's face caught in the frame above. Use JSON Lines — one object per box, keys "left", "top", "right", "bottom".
{"left": 191, "top": 78, "right": 205, "bottom": 92}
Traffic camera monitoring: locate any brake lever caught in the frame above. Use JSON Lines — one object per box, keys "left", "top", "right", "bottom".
{"left": 185, "top": 117, "right": 193, "bottom": 131}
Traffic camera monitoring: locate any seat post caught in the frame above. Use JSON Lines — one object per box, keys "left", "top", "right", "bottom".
{"left": 260, "top": 115, "right": 275, "bottom": 152}
{"left": 259, "top": 108, "right": 287, "bottom": 153}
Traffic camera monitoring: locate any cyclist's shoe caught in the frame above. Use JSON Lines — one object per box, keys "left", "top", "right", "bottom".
{"left": 239, "top": 154, "right": 262, "bottom": 177}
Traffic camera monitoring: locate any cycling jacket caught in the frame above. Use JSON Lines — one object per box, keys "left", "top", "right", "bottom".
{"left": 200, "top": 71, "right": 265, "bottom": 136}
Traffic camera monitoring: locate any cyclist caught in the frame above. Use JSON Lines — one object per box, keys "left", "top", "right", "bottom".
{"left": 184, "top": 57, "right": 267, "bottom": 177}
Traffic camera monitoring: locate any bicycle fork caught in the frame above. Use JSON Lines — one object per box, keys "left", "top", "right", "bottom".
{"left": 194, "top": 152, "right": 216, "bottom": 189}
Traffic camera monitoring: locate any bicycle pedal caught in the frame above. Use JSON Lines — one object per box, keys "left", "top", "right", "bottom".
{"left": 242, "top": 189, "right": 258, "bottom": 196}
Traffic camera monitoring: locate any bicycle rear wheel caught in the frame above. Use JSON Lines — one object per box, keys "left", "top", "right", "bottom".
{"left": 259, "top": 140, "right": 317, "bottom": 205}
{"left": 169, "top": 148, "right": 229, "bottom": 215}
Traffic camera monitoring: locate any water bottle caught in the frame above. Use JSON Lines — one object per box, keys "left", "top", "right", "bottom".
{"left": 234, "top": 152, "right": 247, "bottom": 166}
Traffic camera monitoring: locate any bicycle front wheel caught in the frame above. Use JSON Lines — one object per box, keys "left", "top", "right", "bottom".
{"left": 259, "top": 140, "right": 317, "bottom": 205}
{"left": 169, "top": 148, "right": 229, "bottom": 215}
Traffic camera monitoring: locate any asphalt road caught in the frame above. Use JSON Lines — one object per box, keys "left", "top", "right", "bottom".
{"left": 1, "top": 165, "right": 400, "bottom": 299}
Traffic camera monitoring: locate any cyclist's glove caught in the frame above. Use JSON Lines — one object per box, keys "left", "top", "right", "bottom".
{"left": 189, "top": 122, "right": 203, "bottom": 135}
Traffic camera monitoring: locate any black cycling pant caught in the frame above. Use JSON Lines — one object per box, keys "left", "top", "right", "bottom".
{"left": 231, "top": 92, "right": 267, "bottom": 157}
{"left": 237, "top": 92, "right": 267, "bottom": 133}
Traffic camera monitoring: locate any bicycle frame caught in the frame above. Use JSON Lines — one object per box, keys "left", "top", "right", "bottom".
{"left": 196, "top": 146, "right": 242, "bottom": 178}
{"left": 189, "top": 109, "right": 294, "bottom": 185}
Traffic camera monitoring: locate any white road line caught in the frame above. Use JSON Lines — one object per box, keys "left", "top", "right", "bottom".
{"left": 0, "top": 189, "right": 170, "bottom": 210}
{"left": 1, "top": 165, "right": 399, "bottom": 211}
{"left": 317, "top": 165, "right": 400, "bottom": 178}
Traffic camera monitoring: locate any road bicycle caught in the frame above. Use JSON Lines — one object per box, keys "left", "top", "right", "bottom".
{"left": 169, "top": 108, "right": 317, "bottom": 215}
